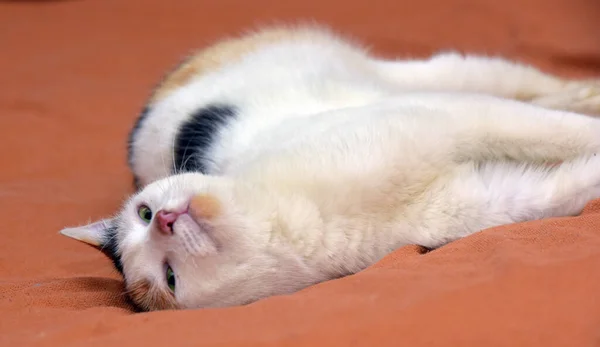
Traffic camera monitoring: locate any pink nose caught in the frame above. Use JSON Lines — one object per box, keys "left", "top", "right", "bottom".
{"left": 155, "top": 210, "right": 180, "bottom": 235}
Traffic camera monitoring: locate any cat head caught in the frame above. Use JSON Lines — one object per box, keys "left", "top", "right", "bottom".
{"left": 60, "top": 173, "right": 315, "bottom": 311}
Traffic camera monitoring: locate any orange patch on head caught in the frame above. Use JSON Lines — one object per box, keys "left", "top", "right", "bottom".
{"left": 126, "top": 279, "right": 178, "bottom": 311}
{"left": 189, "top": 194, "right": 221, "bottom": 221}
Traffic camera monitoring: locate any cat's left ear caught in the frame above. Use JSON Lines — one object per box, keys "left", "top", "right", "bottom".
{"left": 59, "top": 218, "right": 115, "bottom": 248}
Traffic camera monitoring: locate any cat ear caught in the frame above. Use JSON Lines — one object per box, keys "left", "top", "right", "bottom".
{"left": 59, "top": 218, "right": 115, "bottom": 247}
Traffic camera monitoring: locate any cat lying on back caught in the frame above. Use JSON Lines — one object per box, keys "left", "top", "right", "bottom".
{"left": 60, "top": 24, "right": 600, "bottom": 311}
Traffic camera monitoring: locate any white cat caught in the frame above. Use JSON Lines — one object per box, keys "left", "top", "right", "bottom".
{"left": 60, "top": 24, "right": 600, "bottom": 311}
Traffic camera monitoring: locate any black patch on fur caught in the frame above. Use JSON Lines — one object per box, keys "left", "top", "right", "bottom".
{"left": 101, "top": 224, "right": 124, "bottom": 274}
{"left": 127, "top": 105, "right": 151, "bottom": 191}
{"left": 174, "top": 104, "right": 237, "bottom": 174}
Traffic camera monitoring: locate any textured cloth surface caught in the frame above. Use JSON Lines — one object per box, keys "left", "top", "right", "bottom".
{"left": 1, "top": 0, "right": 600, "bottom": 346}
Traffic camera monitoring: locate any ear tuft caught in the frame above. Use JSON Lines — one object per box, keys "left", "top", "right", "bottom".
{"left": 60, "top": 218, "right": 115, "bottom": 247}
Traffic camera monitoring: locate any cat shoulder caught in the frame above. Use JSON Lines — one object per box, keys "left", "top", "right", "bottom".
{"left": 149, "top": 23, "right": 363, "bottom": 105}
{"left": 126, "top": 24, "right": 368, "bottom": 188}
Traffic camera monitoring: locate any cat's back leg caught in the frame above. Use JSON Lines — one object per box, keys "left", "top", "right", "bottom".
{"left": 529, "top": 80, "right": 600, "bottom": 116}
{"left": 371, "top": 53, "right": 600, "bottom": 116}
{"left": 403, "top": 92, "right": 600, "bottom": 164}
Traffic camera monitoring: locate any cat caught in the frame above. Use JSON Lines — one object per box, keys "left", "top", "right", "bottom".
{"left": 59, "top": 24, "right": 600, "bottom": 311}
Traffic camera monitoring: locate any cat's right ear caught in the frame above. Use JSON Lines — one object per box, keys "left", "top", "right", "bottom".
{"left": 59, "top": 218, "right": 115, "bottom": 248}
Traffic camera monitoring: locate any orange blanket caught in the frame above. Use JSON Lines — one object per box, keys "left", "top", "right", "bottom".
{"left": 2, "top": 0, "right": 600, "bottom": 346}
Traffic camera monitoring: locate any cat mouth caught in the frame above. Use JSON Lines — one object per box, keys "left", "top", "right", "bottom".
{"left": 173, "top": 213, "right": 218, "bottom": 256}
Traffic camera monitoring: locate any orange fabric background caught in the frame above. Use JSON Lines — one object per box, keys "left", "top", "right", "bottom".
{"left": 1, "top": 0, "right": 600, "bottom": 346}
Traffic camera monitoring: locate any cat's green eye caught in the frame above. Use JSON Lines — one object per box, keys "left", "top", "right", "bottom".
{"left": 166, "top": 266, "right": 175, "bottom": 292}
{"left": 137, "top": 205, "right": 152, "bottom": 223}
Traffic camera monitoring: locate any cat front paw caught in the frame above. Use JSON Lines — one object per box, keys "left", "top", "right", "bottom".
{"left": 530, "top": 80, "right": 600, "bottom": 116}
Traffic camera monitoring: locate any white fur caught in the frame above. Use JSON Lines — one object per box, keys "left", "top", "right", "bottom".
{"left": 64, "top": 25, "right": 600, "bottom": 310}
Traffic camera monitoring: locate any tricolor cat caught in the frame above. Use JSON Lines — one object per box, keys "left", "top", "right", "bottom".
{"left": 60, "top": 24, "right": 600, "bottom": 311}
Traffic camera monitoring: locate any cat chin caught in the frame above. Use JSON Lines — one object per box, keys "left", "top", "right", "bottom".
{"left": 175, "top": 248, "right": 324, "bottom": 310}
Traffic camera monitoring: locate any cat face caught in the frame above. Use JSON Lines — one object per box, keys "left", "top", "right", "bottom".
{"left": 60, "top": 173, "right": 313, "bottom": 310}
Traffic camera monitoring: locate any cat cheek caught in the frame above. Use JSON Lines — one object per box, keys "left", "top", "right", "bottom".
{"left": 189, "top": 193, "right": 222, "bottom": 221}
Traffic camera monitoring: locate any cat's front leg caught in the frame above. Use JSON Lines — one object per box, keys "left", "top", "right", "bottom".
{"left": 412, "top": 154, "right": 600, "bottom": 249}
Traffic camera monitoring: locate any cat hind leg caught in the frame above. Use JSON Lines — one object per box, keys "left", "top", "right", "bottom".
{"left": 530, "top": 80, "right": 600, "bottom": 116}
{"left": 373, "top": 53, "right": 600, "bottom": 115}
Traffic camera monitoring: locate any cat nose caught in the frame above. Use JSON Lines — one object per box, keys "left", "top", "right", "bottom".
{"left": 155, "top": 210, "right": 180, "bottom": 235}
